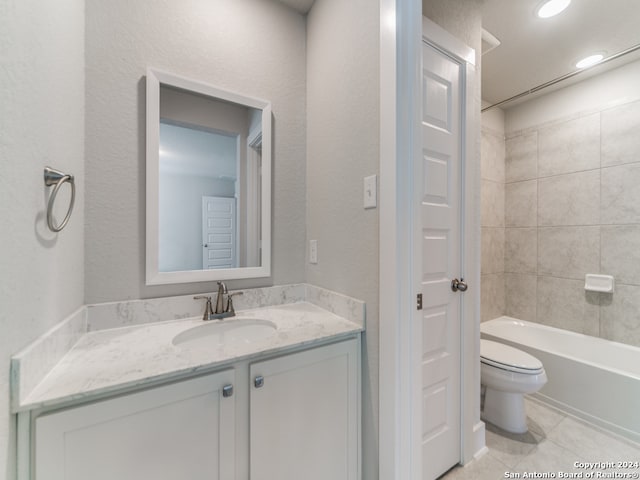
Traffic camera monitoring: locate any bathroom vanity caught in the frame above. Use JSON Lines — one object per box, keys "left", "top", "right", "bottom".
{"left": 11, "top": 285, "right": 363, "bottom": 480}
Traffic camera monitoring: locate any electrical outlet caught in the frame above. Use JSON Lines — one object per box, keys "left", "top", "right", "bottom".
{"left": 364, "top": 174, "right": 377, "bottom": 209}
{"left": 309, "top": 240, "right": 318, "bottom": 264}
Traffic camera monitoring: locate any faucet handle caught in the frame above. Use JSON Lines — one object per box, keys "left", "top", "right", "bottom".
{"left": 226, "top": 291, "right": 243, "bottom": 314}
{"left": 193, "top": 295, "right": 214, "bottom": 321}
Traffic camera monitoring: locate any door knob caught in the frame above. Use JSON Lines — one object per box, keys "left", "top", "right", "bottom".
{"left": 451, "top": 278, "right": 468, "bottom": 292}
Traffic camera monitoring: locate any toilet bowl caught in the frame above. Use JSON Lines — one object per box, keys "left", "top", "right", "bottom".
{"left": 480, "top": 339, "right": 547, "bottom": 434}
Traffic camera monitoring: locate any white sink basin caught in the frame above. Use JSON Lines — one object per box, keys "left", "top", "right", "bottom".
{"left": 173, "top": 318, "right": 277, "bottom": 350}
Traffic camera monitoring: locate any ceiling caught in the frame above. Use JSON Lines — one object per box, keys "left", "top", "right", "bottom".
{"left": 274, "top": 0, "right": 640, "bottom": 108}
{"left": 277, "top": 0, "right": 314, "bottom": 14}
{"left": 481, "top": 0, "right": 640, "bottom": 108}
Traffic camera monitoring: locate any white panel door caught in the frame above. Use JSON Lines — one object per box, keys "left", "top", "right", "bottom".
{"left": 34, "top": 370, "right": 236, "bottom": 480}
{"left": 249, "top": 339, "right": 360, "bottom": 480}
{"left": 418, "top": 40, "right": 464, "bottom": 480}
{"left": 203, "top": 196, "right": 237, "bottom": 269}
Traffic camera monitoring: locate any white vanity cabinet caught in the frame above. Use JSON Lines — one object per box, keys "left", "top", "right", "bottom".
{"left": 33, "top": 369, "right": 236, "bottom": 480}
{"left": 249, "top": 338, "right": 360, "bottom": 480}
{"left": 28, "top": 337, "right": 360, "bottom": 480}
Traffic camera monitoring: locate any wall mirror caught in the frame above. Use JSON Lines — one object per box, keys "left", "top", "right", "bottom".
{"left": 146, "top": 68, "right": 271, "bottom": 285}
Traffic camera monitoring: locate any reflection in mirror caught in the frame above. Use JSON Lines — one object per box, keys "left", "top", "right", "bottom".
{"left": 146, "top": 69, "right": 271, "bottom": 285}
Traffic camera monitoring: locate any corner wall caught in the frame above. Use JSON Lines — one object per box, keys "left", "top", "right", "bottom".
{"left": 481, "top": 108, "right": 506, "bottom": 322}
{"left": 306, "top": 0, "right": 380, "bottom": 478}
{"left": 0, "top": 1, "right": 85, "bottom": 477}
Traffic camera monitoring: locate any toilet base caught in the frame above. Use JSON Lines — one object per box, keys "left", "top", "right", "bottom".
{"left": 482, "top": 387, "right": 528, "bottom": 434}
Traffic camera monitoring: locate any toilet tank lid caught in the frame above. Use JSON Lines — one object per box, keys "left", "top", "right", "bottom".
{"left": 480, "top": 339, "right": 543, "bottom": 371}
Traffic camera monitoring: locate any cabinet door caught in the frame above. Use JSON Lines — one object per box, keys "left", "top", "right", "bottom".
{"left": 250, "top": 338, "right": 360, "bottom": 480}
{"left": 35, "top": 370, "right": 235, "bottom": 480}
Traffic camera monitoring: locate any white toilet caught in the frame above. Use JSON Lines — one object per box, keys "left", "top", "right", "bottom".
{"left": 480, "top": 339, "right": 547, "bottom": 434}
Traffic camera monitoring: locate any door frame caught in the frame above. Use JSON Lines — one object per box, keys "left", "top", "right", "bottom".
{"left": 379, "top": 8, "right": 483, "bottom": 479}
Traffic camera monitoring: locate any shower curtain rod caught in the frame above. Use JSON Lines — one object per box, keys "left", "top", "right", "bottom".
{"left": 482, "top": 42, "right": 640, "bottom": 112}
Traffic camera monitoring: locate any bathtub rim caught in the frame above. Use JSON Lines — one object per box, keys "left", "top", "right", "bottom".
{"left": 481, "top": 316, "right": 640, "bottom": 381}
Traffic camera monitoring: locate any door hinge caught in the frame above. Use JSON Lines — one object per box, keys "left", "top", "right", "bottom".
{"left": 417, "top": 293, "right": 423, "bottom": 310}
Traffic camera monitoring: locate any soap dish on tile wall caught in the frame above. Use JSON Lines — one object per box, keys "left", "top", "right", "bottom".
{"left": 584, "top": 274, "right": 614, "bottom": 293}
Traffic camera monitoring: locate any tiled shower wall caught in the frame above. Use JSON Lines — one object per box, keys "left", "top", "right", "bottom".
{"left": 503, "top": 99, "right": 640, "bottom": 348}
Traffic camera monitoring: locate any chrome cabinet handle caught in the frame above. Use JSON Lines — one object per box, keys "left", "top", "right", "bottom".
{"left": 254, "top": 376, "right": 264, "bottom": 388}
{"left": 451, "top": 278, "right": 468, "bottom": 292}
{"left": 222, "top": 384, "right": 234, "bottom": 397}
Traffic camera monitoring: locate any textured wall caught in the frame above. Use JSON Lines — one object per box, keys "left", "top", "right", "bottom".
{"left": 85, "top": 0, "right": 307, "bottom": 302}
{"left": 0, "top": 0, "right": 85, "bottom": 477}
{"left": 306, "top": 0, "right": 380, "bottom": 477}
{"left": 503, "top": 66, "right": 640, "bottom": 347}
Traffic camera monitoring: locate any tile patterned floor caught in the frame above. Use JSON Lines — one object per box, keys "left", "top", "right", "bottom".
{"left": 441, "top": 397, "right": 640, "bottom": 480}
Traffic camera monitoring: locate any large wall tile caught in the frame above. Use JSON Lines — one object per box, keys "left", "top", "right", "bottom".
{"left": 600, "top": 284, "right": 640, "bottom": 348}
{"left": 505, "top": 227, "right": 536, "bottom": 274}
{"left": 482, "top": 179, "right": 505, "bottom": 227}
{"left": 601, "top": 163, "right": 640, "bottom": 224}
{"left": 536, "top": 276, "right": 600, "bottom": 336}
{"left": 601, "top": 100, "right": 640, "bottom": 167}
{"left": 506, "top": 132, "right": 537, "bottom": 182}
{"left": 601, "top": 225, "right": 640, "bottom": 286}
{"left": 481, "top": 227, "right": 504, "bottom": 274}
{"left": 505, "top": 273, "right": 537, "bottom": 321}
{"left": 538, "top": 113, "right": 600, "bottom": 177}
{"left": 481, "top": 130, "right": 505, "bottom": 183}
{"left": 538, "top": 170, "right": 600, "bottom": 226}
{"left": 481, "top": 273, "right": 505, "bottom": 322}
{"left": 505, "top": 180, "right": 537, "bottom": 227}
{"left": 537, "top": 226, "right": 600, "bottom": 279}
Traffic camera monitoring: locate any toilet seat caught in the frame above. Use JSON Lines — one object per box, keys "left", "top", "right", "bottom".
{"left": 480, "top": 339, "right": 544, "bottom": 375}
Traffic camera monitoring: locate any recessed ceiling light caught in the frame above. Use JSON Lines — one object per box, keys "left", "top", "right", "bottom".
{"left": 576, "top": 54, "right": 604, "bottom": 69}
{"left": 536, "top": 0, "right": 571, "bottom": 18}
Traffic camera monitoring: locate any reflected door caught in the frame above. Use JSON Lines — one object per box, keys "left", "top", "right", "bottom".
{"left": 202, "top": 196, "right": 237, "bottom": 269}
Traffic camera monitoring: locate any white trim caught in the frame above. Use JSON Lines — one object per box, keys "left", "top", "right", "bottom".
{"left": 421, "top": 17, "right": 476, "bottom": 67}
{"left": 462, "top": 58, "right": 483, "bottom": 464}
{"left": 16, "top": 412, "right": 30, "bottom": 480}
{"left": 473, "top": 422, "right": 488, "bottom": 460}
{"left": 379, "top": 0, "right": 422, "bottom": 479}
{"left": 145, "top": 68, "right": 272, "bottom": 285}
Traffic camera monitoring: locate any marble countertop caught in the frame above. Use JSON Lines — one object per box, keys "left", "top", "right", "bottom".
{"left": 17, "top": 301, "right": 362, "bottom": 412}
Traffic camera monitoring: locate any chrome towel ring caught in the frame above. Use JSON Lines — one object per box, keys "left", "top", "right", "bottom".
{"left": 44, "top": 166, "right": 76, "bottom": 232}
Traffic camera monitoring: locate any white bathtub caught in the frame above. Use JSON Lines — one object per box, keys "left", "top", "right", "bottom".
{"left": 481, "top": 316, "right": 640, "bottom": 443}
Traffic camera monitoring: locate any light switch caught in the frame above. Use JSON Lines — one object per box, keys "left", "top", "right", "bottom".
{"left": 309, "top": 240, "right": 318, "bottom": 264}
{"left": 364, "top": 174, "right": 377, "bottom": 209}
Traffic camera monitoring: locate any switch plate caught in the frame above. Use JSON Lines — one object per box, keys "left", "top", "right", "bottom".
{"left": 309, "top": 240, "right": 318, "bottom": 264}
{"left": 364, "top": 174, "right": 377, "bottom": 209}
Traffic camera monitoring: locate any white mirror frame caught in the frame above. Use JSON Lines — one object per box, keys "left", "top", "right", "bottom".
{"left": 146, "top": 68, "right": 272, "bottom": 285}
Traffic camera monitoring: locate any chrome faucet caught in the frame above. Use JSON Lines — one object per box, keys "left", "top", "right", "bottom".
{"left": 193, "top": 282, "right": 243, "bottom": 321}
{"left": 214, "top": 281, "right": 227, "bottom": 314}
